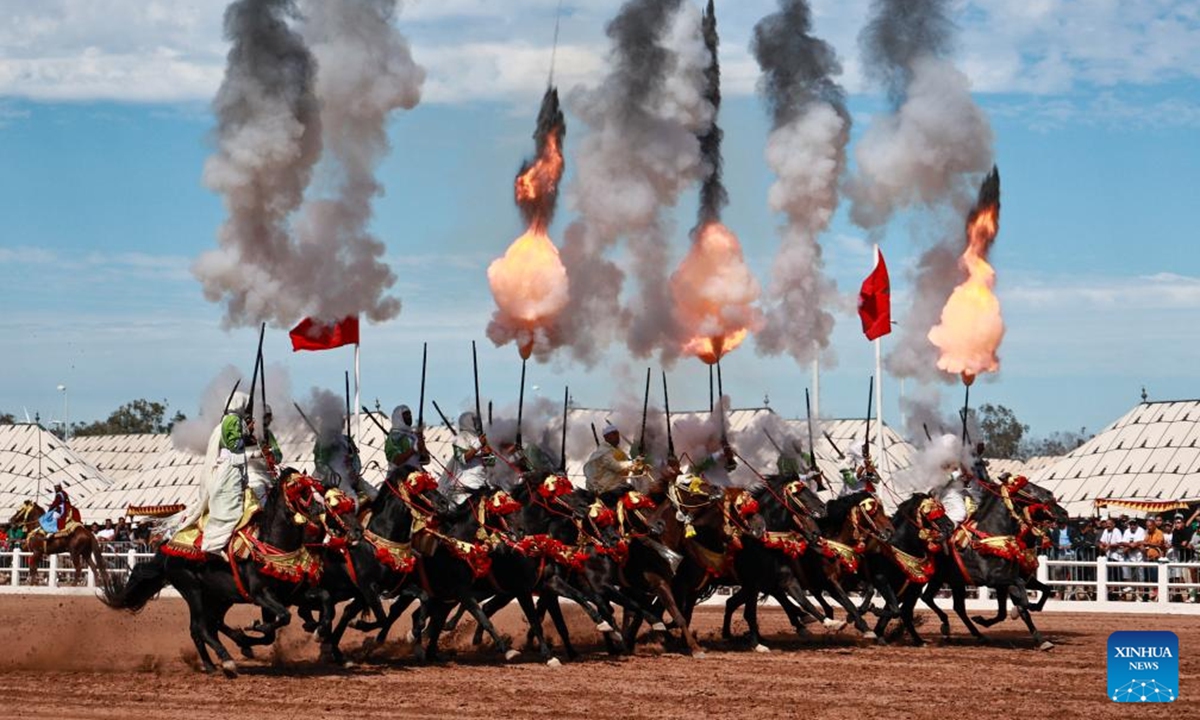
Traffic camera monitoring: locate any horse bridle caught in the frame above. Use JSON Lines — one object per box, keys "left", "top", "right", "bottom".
{"left": 849, "top": 497, "right": 891, "bottom": 547}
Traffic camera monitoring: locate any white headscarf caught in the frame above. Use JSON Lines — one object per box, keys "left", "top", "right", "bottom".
{"left": 391, "top": 405, "right": 412, "bottom": 431}
{"left": 227, "top": 391, "right": 250, "bottom": 417}
{"left": 458, "top": 411, "right": 479, "bottom": 434}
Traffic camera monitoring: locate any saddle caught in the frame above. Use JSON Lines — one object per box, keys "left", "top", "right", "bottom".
{"left": 161, "top": 490, "right": 260, "bottom": 562}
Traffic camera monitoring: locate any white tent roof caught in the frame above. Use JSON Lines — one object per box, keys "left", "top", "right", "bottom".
{"left": 0, "top": 424, "right": 112, "bottom": 524}
{"left": 1032, "top": 400, "right": 1200, "bottom": 516}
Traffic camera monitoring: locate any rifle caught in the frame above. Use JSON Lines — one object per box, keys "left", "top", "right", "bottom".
{"left": 822, "top": 430, "right": 846, "bottom": 460}
{"left": 558, "top": 386, "right": 569, "bottom": 473}
{"left": 961, "top": 384, "right": 971, "bottom": 445}
{"left": 763, "top": 429, "right": 783, "bottom": 455}
{"left": 923, "top": 423, "right": 933, "bottom": 442}
{"left": 515, "top": 358, "right": 527, "bottom": 448}
{"left": 344, "top": 371, "right": 353, "bottom": 450}
{"left": 716, "top": 361, "right": 735, "bottom": 471}
{"left": 864, "top": 375, "right": 874, "bottom": 457}
{"left": 418, "top": 342, "right": 430, "bottom": 463}
{"left": 636, "top": 367, "right": 650, "bottom": 457}
{"left": 361, "top": 405, "right": 389, "bottom": 436}
{"left": 292, "top": 402, "right": 319, "bottom": 436}
{"left": 431, "top": 400, "right": 458, "bottom": 437}
{"left": 258, "top": 327, "right": 276, "bottom": 475}
{"left": 662, "top": 371, "right": 675, "bottom": 461}
{"left": 590, "top": 422, "right": 600, "bottom": 448}
{"left": 246, "top": 322, "right": 265, "bottom": 424}
{"left": 804, "top": 388, "right": 818, "bottom": 473}
{"left": 472, "top": 341, "right": 484, "bottom": 437}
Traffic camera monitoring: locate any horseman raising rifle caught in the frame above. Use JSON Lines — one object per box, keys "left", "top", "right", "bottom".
{"left": 40, "top": 482, "right": 75, "bottom": 533}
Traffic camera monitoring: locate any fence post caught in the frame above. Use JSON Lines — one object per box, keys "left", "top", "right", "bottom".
{"left": 1158, "top": 561, "right": 1169, "bottom": 605}
{"left": 1097, "top": 556, "right": 1108, "bottom": 603}
{"left": 48, "top": 554, "right": 59, "bottom": 589}
{"left": 9, "top": 550, "right": 18, "bottom": 587}
{"left": 127, "top": 548, "right": 137, "bottom": 570}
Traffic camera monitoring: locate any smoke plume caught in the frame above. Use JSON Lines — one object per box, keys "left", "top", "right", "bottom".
{"left": 751, "top": 0, "right": 848, "bottom": 366}
{"left": 195, "top": 0, "right": 424, "bottom": 329}
{"left": 554, "top": 0, "right": 711, "bottom": 364}
{"left": 696, "top": 0, "right": 726, "bottom": 226}
{"left": 847, "top": 0, "right": 994, "bottom": 413}
{"left": 170, "top": 362, "right": 300, "bottom": 454}
{"left": 891, "top": 432, "right": 964, "bottom": 497}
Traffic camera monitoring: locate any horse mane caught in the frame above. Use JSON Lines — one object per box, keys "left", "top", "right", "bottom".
{"left": 819, "top": 491, "right": 872, "bottom": 534}
{"left": 892, "top": 492, "right": 929, "bottom": 522}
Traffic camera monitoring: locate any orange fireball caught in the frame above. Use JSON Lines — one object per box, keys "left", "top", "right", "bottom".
{"left": 672, "top": 222, "right": 762, "bottom": 365}
{"left": 928, "top": 167, "right": 1004, "bottom": 382}
{"left": 488, "top": 87, "right": 570, "bottom": 359}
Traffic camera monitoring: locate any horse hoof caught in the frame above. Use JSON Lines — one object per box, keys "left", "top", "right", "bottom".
{"left": 862, "top": 631, "right": 877, "bottom": 641}
{"left": 940, "top": 624, "right": 951, "bottom": 637}
{"left": 651, "top": 622, "right": 668, "bottom": 632}
{"left": 753, "top": 644, "right": 770, "bottom": 654}
{"left": 343, "top": 660, "right": 356, "bottom": 669}
{"left": 821, "top": 618, "right": 847, "bottom": 632}
{"left": 546, "top": 657, "right": 562, "bottom": 668}
{"left": 1039, "top": 641, "right": 1054, "bottom": 652}
{"left": 220, "top": 660, "right": 238, "bottom": 679}
{"left": 596, "top": 621, "right": 613, "bottom": 633}
{"left": 504, "top": 649, "right": 520, "bottom": 662}
{"left": 1010, "top": 607, "right": 1021, "bottom": 620}
{"left": 693, "top": 651, "right": 707, "bottom": 659}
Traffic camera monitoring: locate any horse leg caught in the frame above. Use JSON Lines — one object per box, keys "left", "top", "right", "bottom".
{"left": 545, "top": 574, "right": 621, "bottom": 642}
{"left": 422, "top": 601, "right": 454, "bottom": 662}
{"left": 973, "top": 584, "right": 1010, "bottom": 627}
{"left": 949, "top": 581, "right": 988, "bottom": 643}
{"left": 1008, "top": 581, "right": 1051, "bottom": 650}
{"left": 542, "top": 594, "right": 579, "bottom": 660}
{"left": 1027, "top": 575, "right": 1053, "bottom": 612}
{"left": 514, "top": 592, "right": 556, "bottom": 664}
{"left": 473, "top": 594, "right": 512, "bottom": 647}
{"left": 782, "top": 576, "right": 839, "bottom": 631}
{"left": 644, "top": 573, "right": 703, "bottom": 656}
{"left": 442, "top": 601, "right": 470, "bottom": 633}
{"left": 199, "top": 601, "right": 239, "bottom": 678}
{"left": 722, "top": 586, "right": 747, "bottom": 640}
{"left": 920, "top": 577, "right": 953, "bottom": 637}
{"left": 460, "top": 595, "right": 516, "bottom": 660}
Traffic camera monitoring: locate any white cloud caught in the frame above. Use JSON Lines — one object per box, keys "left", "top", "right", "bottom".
{"left": 1003, "top": 272, "right": 1200, "bottom": 311}
{"left": 0, "top": 1, "right": 1197, "bottom": 105}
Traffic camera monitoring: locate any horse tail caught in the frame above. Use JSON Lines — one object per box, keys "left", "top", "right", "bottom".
{"left": 90, "top": 535, "right": 109, "bottom": 581}
{"left": 99, "top": 551, "right": 168, "bottom": 613}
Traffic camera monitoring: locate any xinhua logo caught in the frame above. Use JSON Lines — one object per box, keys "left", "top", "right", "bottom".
{"left": 1107, "top": 631, "right": 1179, "bottom": 702}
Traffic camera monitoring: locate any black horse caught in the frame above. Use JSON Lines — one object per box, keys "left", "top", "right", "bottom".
{"left": 918, "top": 477, "right": 1063, "bottom": 650}
{"left": 100, "top": 469, "right": 360, "bottom": 676}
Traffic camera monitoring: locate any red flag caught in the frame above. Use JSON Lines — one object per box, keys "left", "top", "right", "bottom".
{"left": 289, "top": 316, "right": 359, "bottom": 352}
{"left": 858, "top": 246, "right": 891, "bottom": 341}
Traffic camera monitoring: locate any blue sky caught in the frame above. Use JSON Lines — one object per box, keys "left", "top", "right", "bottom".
{"left": 1, "top": 1, "right": 1198, "bottom": 440}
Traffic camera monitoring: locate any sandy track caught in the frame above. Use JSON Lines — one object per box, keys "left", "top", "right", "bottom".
{"left": 1, "top": 595, "right": 1192, "bottom": 719}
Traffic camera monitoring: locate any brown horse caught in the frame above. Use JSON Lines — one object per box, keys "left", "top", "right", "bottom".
{"left": 7, "top": 501, "right": 108, "bottom": 586}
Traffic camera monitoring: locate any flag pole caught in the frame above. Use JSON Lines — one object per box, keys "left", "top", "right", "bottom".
{"left": 354, "top": 341, "right": 362, "bottom": 445}
{"left": 811, "top": 341, "right": 820, "bottom": 419}
{"left": 875, "top": 334, "right": 886, "bottom": 475}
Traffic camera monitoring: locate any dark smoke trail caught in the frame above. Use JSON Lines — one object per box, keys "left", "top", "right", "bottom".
{"left": 860, "top": 0, "right": 955, "bottom": 103}
{"left": 751, "top": 0, "right": 848, "bottom": 365}
{"left": 696, "top": 0, "right": 726, "bottom": 226}
{"left": 517, "top": 86, "right": 566, "bottom": 230}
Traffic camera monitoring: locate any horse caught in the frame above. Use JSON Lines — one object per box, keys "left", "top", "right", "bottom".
{"left": 917, "top": 476, "right": 1063, "bottom": 650}
{"left": 7, "top": 501, "right": 107, "bottom": 586}
{"left": 720, "top": 480, "right": 883, "bottom": 648}
{"left": 100, "top": 468, "right": 360, "bottom": 677}
{"left": 297, "top": 470, "right": 447, "bottom": 666}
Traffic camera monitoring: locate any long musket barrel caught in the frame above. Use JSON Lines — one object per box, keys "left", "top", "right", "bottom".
{"left": 246, "top": 322, "right": 265, "bottom": 421}
{"left": 923, "top": 423, "right": 933, "bottom": 442}
{"left": 431, "top": 400, "right": 458, "bottom": 436}
{"left": 805, "top": 388, "right": 818, "bottom": 472}
{"left": 637, "top": 367, "right": 650, "bottom": 457}
{"left": 590, "top": 422, "right": 600, "bottom": 447}
{"left": 865, "top": 375, "right": 874, "bottom": 453}
{"left": 418, "top": 342, "right": 427, "bottom": 430}
{"left": 822, "top": 430, "right": 845, "bottom": 460}
{"left": 559, "top": 386, "right": 569, "bottom": 473}
{"left": 516, "top": 358, "right": 527, "bottom": 447}
{"left": 344, "top": 371, "right": 352, "bottom": 444}
{"left": 662, "top": 371, "right": 675, "bottom": 460}
{"left": 471, "top": 341, "right": 483, "bottom": 435}
{"left": 361, "top": 405, "right": 389, "bottom": 435}
{"left": 716, "top": 361, "right": 727, "bottom": 444}
{"left": 292, "top": 402, "right": 319, "bottom": 436}
{"left": 961, "top": 384, "right": 971, "bottom": 444}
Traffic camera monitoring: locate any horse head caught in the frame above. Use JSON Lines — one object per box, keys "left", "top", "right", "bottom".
{"left": 480, "top": 488, "right": 525, "bottom": 540}
{"left": 728, "top": 488, "right": 766, "bottom": 540}
{"left": 617, "top": 489, "right": 666, "bottom": 538}
{"left": 850, "top": 495, "right": 894, "bottom": 546}
{"left": 320, "top": 486, "right": 363, "bottom": 544}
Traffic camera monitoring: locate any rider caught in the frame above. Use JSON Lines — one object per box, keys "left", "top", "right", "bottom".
{"left": 200, "top": 391, "right": 253, "bottom": 558}
{"left": 314, "top": 431, "right": 377, "bottom": 508}
{"left": 443, "top": 411, "right": 493, "bottom": 506}
{"left": 583, "top": 422, "right": 644, "bottom": 502}
{"left": 385, "top": 404, "right": 426, "bottom": 483}
{"left": 938, "top": 460, "right": 971, "bottom": 525}
{"left": 40, "top": 483, "right": 73, "bottom": 532}
{"left": 838, "top": 442, "right": 877, "bottom": 497}
{"left": 246, "top": 404, "right": 282, "bottom": 507}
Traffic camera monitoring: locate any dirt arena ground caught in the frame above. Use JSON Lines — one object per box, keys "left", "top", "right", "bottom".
{"left": 0, "top": 595, "right": 1192, "bottom": 718}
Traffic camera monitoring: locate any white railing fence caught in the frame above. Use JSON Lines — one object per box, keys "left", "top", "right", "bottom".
{"left": 3, "top": 548, "right": 1200, "bottom": 613}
